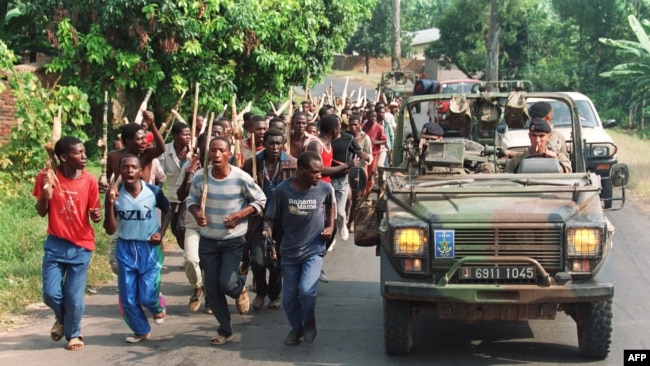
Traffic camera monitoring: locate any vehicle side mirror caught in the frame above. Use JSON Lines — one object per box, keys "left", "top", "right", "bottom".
{"left": 610, "top": 163, "right": 629, "bottom": 187}
{"left": 604, "top": 119, "right": 617, "bottom": 128}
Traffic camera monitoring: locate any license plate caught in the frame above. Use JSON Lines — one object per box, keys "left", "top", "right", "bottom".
{"left": 458, "top": 266, "right": 536, "bottom": 280}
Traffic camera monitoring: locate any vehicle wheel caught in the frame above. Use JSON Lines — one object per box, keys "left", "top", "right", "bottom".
{"left": 601, "top": 178, "right": 613, "bottom": 209}
{"left": 574, "top": 300, "right": 612, "bottom": 359}
{"left": 383, "top": 298, "right": 412, "bottom": 355}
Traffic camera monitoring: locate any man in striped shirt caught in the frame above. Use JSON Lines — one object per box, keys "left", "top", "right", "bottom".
{"left": 187, "top": 136, "right": 266, "bottom": 345}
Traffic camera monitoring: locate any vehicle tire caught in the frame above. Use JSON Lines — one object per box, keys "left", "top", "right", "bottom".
{"left": 601, "top": 178, "right": 613, "bottom": 209}
{"left": 573, "top": 300, "right": 612, "bottom": 359}
{"left": 383, "top": 298, "right": 412, "bottom": 355}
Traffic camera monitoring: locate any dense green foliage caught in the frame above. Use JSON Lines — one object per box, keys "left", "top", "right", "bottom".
{"left": 0, "top": 42, "right": 91, "bottom": 193}
{"left": 600, "top": 14, "right": 650, "bottom": 136}
{"left": 348, "top": 0, "right": 650, "bottom": 133}
{"left": 0, "top": 0, "right": 376, "bottom": 192}
{"left": 0, "top": 1, "right": 53, "bottom": 57}
{"left": 25, "top": 0, "right": 375, "bottom": 117}
{"left": 345, "top": 0, "right": 392, "bottom": 64}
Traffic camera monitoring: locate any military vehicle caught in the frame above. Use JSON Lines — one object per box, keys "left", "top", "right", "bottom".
{"left": 377, "top": 70, "right": 419, "bottom": 110}
{"left": 354, "top": 92, "right": 629, "bottom": 359}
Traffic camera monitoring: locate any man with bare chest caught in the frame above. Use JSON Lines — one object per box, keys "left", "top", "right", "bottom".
{"left": 104, "top": 112, "right": 165, "bottom": 187}
{"left": 289, "top": 112, "right": 317, "bottom": 159}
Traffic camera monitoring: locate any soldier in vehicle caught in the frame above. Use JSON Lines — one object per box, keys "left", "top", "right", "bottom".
{"left": 420, "top": 121, "right": 444, "bottom": 141}
{"left": 505, "top": 118, "right": 572, "bottom": 173}
{"left": 419, "top": 121, "right": 444, "bottom": 160}
{"left": 529, "top": 101, "right": 567, "bottom": 155}
{"left": 505, "top": 101, "right": 568, "bottom": 159}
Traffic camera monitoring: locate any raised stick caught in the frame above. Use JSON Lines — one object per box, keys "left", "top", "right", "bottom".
{"left": 43, "top": 106, "right": 62, "bottom": 190}
{"left": 159, "top": 90, "right": 186, "bottom": 136}
{"left": 285, "top": 88, "right": 293, "bottom": 153}
{"left": 133, "top": 88, "right": 153, "bottom": 125}
{"left": 338, "top": 76, "right": 349, "bottom": 113}
{"left": 98, "top": 92, "right": 109, "bottom": 188}
{"left": 305, "top": 75, "right": 312, "bottom": 104}
{"left": 200, "top": 112, "right": 215, "bottom": 215}
{"left": 232, "top": 95, "right": 242, "bottom": 168}
{"left": 191, "top": 83, "right": 200, "bottom": 151}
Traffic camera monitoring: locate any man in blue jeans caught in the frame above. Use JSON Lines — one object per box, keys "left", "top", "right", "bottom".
{"left": 264, "top": 151, "right": 335, "bottom": 345}
{"left": 34, "top": 136, "right": 103, "bottom": 351}
{"left": 187, "top": 136, "right": 266, "bottom": 345}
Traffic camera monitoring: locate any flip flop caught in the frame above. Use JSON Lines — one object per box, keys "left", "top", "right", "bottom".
{"left": 210, "top": 333, "right": 233, "bottom": 345}
{"left": 67, "top": 336, "right": 84, "bottom": 351}
{"left": 50, "top": 321, "right": 64, "bottom": 342}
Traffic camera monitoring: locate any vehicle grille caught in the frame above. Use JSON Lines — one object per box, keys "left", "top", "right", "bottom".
{"left": 449, "top": 225, "right": 563, "bottom": 270}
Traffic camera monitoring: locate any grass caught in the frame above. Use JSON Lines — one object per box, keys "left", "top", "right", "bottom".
{"left": 608, "top": 129, "right": 650, "bottom": 203}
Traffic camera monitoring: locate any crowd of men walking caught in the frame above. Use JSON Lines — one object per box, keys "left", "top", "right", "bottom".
{"left": 33, "top": 96, "right": 403, "bottom": 350}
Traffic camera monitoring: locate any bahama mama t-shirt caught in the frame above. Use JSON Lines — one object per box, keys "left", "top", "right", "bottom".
{"left": 265, "top": 179, "right": 334, "bottom": 262}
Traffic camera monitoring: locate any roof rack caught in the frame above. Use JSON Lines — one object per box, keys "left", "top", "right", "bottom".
{"left": 471, "top": 80, "right": 534, "bottom": 93}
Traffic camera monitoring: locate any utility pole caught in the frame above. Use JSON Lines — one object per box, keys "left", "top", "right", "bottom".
{"left": 485, "top": 0, "right": 499, "bottom": 82}
{"left": 391, "top": 0, "right": 401, "bottom": 70}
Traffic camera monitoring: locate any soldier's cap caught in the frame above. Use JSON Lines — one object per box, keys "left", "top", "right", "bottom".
{"left": 529, "top": 118, "right": 551, "bottom": 134}
{"left": 529, "top": 101, "right": 552, "bottom": 118}
{"left": 422, "top": 121, "right": 444, "bottom": 136}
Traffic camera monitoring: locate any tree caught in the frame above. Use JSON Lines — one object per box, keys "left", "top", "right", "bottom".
{"left": 0, "top": 41, "right": 90, "bottom": 181}
{"left": 0, "top": 0, "right": 53, "bottom": 60}
{"left": 485, "top": 0, "right": 499, "bottom": 81}
{"left": 600, "top": 15, "right": 650, "bottom": 130}
{"left": 26, "top": 0, "right": 375, "bottom": 122}
{"left": 426, "top": 0, "right": 539, "bottom": 80}
{"left": 401, "top": 0, "right": 453, "bottom": 32}
{"left": 345, "top": 0, "right": 391, "bottom": 73}
{"left": 391, "top": 0, "right": 401, "bottom": 70}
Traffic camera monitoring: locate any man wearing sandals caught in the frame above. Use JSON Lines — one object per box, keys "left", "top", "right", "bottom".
{"left": 187, "top": 136, "right": 266, "bottom": 345}
{"left": 264, "top": 151, "right": 335, "bottom": 345}
{"left": 104, "top": 154, "right": 171, "bottom": 343}
{"left": 34, "top": 136, "right": 103, "bottom": 351}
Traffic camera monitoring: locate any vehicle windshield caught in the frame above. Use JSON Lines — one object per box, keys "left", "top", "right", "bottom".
{"left": 575, "top": 100, "right": 598, "bottom": 128}
{"left": 440, "top": 82, "right": 476, "bottom": 94}
{"left": 526, "top": 100, "right": 598, "bottom": 128}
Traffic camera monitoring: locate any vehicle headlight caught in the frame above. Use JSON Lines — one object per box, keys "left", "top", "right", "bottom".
{"left": 393, "top": 227, "right": 427, "bottom": 256}
{"left": 567, "top": 228, "right": 602, "bottom": 257}
{"left": 590, "top": 143, "right": 616, "bottom": 158}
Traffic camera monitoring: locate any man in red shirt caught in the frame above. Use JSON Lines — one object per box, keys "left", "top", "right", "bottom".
{"left": 34, "top": 136, "right": 102, "bottom": 351}
{"left": 361, "top": 110, "right": 387, "bottom": 193}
